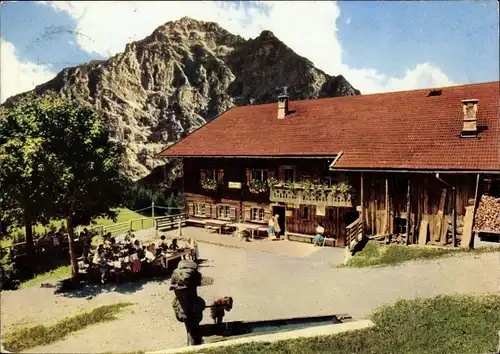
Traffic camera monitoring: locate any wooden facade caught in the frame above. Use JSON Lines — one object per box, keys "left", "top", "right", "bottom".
{"left": 179, "top": 157, "right": 494, "bottom": 248}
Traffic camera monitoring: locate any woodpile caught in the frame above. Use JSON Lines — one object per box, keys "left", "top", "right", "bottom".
{"left": 474, "top": 195, "right": 500, "bottom": 233}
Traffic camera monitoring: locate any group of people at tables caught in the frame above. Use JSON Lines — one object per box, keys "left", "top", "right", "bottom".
{"left": 80, "top": 231, "right": 199, "bottom": 284}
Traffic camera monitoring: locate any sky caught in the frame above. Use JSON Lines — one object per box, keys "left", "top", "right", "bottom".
{"left": 1, "top": 1, "right": 499, "bottom": 103}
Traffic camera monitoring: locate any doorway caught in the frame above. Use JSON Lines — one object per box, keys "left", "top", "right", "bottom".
{"left": 272, "top": 205, "right": 286, "bottom": 237}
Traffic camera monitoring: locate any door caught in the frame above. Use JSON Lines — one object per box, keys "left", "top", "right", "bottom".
{"left": 272, "top": 205, "right": 286, "bottom": 236}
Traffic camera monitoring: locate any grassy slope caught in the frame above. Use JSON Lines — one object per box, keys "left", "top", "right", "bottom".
{"left": 3, "top": 303, "right": 133, "bottom": 352}
{"left": 193, "top": 294, "right": 500, "bottom": 354}
{"left": 1, "top": 208, "right": 153, "bottom": 248}
{"left": 341, "top": 241, "right": 500, "bottom": 268}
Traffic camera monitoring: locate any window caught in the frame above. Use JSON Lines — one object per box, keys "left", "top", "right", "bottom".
{"left": 324, "top": 176, "right": 341, "bottom": 187}
{"left": 284, "top": 168, "right": 294, "bottom": 182}
{"left": 201, "top": 169, "right": 223, "bottom": 182}
{"left": 301, "top": 174, "right": 311, "bottom": 182}
{"left": 195, "top": 203, "right": 206, "bottom": 216}
{"left": 218, "top": 205, "right": 231, "bottom": 219}
{"left": 252, "top": 169, "right": 268, "bottom": 181}
{"left": 251, "top": 207, "right": 264, "bottom": 221}
{"left": 302, "top": 206, "right": 309, "bottom": 219}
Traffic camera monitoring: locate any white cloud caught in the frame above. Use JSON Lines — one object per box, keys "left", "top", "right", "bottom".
{"left": 0, "top": 38, "right": 57, "bottom": 103}
{"left": 4, "top": 1, "right": 455, "bottom": 99}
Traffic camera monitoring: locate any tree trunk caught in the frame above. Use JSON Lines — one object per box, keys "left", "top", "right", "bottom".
{"left": 24, "top": 215, "right": 34, "bottom": 258}
{"left": 66, "top": 217, "right": 79, "bottom": 278}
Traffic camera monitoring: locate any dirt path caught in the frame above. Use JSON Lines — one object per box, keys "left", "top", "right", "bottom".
{"left": 1, "top": 242, "right": 498, "bottom": 353}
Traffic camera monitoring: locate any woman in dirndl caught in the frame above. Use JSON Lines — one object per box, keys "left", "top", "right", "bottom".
{"left": 267, "top": 215, "right": 275, "bottom": 239}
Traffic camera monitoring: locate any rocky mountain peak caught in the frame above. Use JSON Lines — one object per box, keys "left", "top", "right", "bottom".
{"left": 4, "top": 18, "right": 360, "bottom": 181}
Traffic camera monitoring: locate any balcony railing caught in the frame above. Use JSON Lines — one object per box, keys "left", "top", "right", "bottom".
{"left": 269, "top": 185, "right": 353, "bottom": 207}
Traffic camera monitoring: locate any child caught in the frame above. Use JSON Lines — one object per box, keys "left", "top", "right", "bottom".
{"left": 210, "top": 296, "right": 234, "bottom": 325}
{"left": 169, "top": 238, "right": 179, "bottom": 251}
{"left": 312, "top": 225, "right": 325, "bottom": 246}
{"left": 267, "top": 216, "right": 275, "bottom": 239}
{"left": 159, "top": 235, "right": 169, "bottom": 251}
{"left": 188, "top": 238, "right": 199, "bottom": 261}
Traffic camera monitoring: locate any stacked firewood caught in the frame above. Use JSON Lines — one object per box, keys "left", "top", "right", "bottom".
{"left": 474, "top": 195, "right": 500, "bottom": 232}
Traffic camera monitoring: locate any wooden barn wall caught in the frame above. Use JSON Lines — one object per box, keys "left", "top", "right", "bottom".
{"left": 285, "top": 206, "right": 352, "bottom": 247}
{"left": 181, "top": 159, "right": 479, "bottom": 246}
{"left": 361, "top": 173, "right": 476, "bottom": 244}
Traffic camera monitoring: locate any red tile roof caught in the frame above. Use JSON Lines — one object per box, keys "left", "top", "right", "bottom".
{"left": 158, "top": 82, "right": 500, "bottom": 171}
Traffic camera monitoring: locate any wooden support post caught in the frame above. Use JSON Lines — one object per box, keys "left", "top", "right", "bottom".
{"left": 405, "top": 178, "right": 411, "bottom": 245}
{"left": 360, "top": 173, "right": 365, "bottom": 237}
{"left": 451, "top": 182, "right": 457, "bottom": 247}
{"left": 384, "top": 177, "right": 389, "bottom": 235}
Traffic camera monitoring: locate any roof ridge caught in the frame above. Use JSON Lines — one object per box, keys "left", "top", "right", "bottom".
{"left": 230, "top": 81, "right": 500, "bottom": 109}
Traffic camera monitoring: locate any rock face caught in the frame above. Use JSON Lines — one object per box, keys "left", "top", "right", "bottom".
{"left": 5, "top": 17, "right": 360, "bottom": 181}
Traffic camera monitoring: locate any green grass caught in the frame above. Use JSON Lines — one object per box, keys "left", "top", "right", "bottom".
{"left": 340, "top": 241, "right": 500, "bottom": 268}
{"left": 3, "top": 302, "right": 134, "bottom": 352}
{"left": 189, "top": 293, "right": 500, "bottom": 354}
{"left": 19, "top": 265, "right": 72, "bottom": 289}
{"left": 1, "top": 208, "right": 153, "bottom": 247}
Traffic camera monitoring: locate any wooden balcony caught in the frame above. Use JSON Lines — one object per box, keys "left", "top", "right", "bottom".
{"left": 269, "top": 185, "right": 353, "bottom": 207}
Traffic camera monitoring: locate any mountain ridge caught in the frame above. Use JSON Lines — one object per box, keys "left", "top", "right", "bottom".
{"left": 4, "top": 17, "right": 360, "bottom": 181}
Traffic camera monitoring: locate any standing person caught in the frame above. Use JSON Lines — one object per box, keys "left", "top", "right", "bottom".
{"left": 267, "top": 215, "right": 275, "bottom": 239}
{"left": 188, "top": 238, "right": 199, "bottom": 261}
{"left": 274, "top": 214, "right": 282, "bottom": 239}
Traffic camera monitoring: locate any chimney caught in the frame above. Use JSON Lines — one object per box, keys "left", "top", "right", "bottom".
{"left": 461, "top": 99, "right": 479, "bottom": 137}
{"left": 277, "top": 86, "right": 289, "bottom": 119}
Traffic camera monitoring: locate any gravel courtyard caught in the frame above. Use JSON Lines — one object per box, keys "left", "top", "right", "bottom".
{"left": 1, "top": 240, "right": 499, "bottom": 353}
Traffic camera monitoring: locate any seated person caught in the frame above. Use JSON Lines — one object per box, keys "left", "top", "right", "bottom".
{"left": 169, "top": 238, "right": 179, "bottom": 251}
{"left": 159, "top": 235, "right": 169, "bottom": 251}
{"left": 92, "top": 245, "right": 105, "bottom": 264}
{"left": 129, "top": 248, "right": 139, "bottom": 262}
{"left": 124, "top": 230, "right": 134, "bottom": 243}
{"left": 312, "top": 225, "right": 325, "bottom": 246}
{"left": 82, "top": 244, "right": 91, "bottom": 264}
{"left": 133, "top": 239, "right": 141, "bottom": 251}
{"left": 144, "top": 245, "right": 156, "bottom": 263}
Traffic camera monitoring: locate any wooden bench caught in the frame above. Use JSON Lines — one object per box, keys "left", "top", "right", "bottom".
{"left": 185, "top": 218, "right": 207, "bottom": 227}
{"left": 156, "top": 218, "right": 186, "bottom": 231}
{"left": 286, "top": 232, "right": 336, "bottom": 247}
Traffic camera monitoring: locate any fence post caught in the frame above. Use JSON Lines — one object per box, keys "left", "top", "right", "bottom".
{"left": 130, "top": 220, "right": 133, "bottom": 231}
{"left": 141, "top": 219, "right": 144, "bottom": 230}
{"left": 152, "top": 202, "right": 157, "bottom": 237}
{"left": 178, "top": 219, "right": 183, "bottom": 237}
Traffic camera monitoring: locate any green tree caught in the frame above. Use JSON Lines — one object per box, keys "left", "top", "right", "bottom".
{"left": 0, "top": 94, "right": 54, "bottom": 256}
{"left": 1, "top": 92, "right": 130, "bottom": 277}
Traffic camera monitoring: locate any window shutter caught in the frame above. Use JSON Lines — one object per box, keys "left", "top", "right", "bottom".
{"left": 210, "top": 204, "right": 217, "bottom": 218}
{"left": 187, "top": 202, "right": 195, "bottom": 216}
{"left": 264, "top": 206, "right": 272, "bottom": 221}
{"left": 200, "top": 169, "right": 206, "bottom": 181}
{"left": 218, "top": 169, "right": 224, "bottom": 183}
{"left": 246, "top": 169, "right": 253, "bottom": 184}
{"left": 278, "top": 166, "right": 285, "bottom": 180}
{"left": 244, "top": 207, "right": 251, "bottom": 221}
{"left": 230, "top": 206, "right": 236, "bottom": 220}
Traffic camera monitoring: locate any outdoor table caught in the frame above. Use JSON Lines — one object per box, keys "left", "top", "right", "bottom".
{"left": 205, "top": 219, "right": 230, "bottom": 234}
{"left": 229, "top": 223, "right": 261, "bottom": 239}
